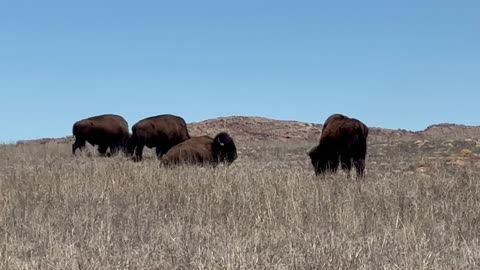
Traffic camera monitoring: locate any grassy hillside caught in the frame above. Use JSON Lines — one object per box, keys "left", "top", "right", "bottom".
{"left": 1, "top": 139, "right": 480, "bottom": 269}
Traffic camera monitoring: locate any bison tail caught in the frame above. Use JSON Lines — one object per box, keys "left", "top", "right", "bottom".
{"left": 72, "top": 123, "right": 80, "bottom": 137}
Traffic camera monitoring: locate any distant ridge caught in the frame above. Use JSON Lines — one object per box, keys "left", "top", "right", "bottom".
{"left": 187, "top": 116, "right": 480, "bottom": 142}
{"left": 420, "top": 123, "right": 480, "bottom": 140}
{"left": 14, "top": 116, "right": 480, "bottom": 145}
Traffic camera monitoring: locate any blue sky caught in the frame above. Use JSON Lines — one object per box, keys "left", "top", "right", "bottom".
{"left": 1, "top": 1, "right": 479, "bottom": 141}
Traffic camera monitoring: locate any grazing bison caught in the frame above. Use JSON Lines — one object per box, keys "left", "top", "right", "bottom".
{"left": 308, "top": 114, "right": 368, "bottom": 177}
{"left": 72, "top": 114, "right": 130, "bottom": 156}
{"left": 162, "top": 132, "right": 238, "bottom": 166}
{"left": 127, "top": 114, "right": 190, "bottom": 161}
{"left": 322, "top": 113, "right": 348, "bottom": 131}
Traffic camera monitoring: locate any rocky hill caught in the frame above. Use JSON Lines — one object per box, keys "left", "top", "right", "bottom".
{"left": 188, "top": 116, "right": 480, "bottom": 143}
{"left": 15, "top": 116, "right": 480, "bottom": 145}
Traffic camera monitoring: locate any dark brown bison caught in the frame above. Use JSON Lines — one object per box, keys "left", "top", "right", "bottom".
{"left": 72, "top": 114, "right": 130, "bottom": 156}
{"left": 127, "top": 114, "right": 190, "bottom": 161}
{"left": 322, "top": 113, "right": 348, "bottom": 131}
{"left": 162, "top": 132, "right": 238, "bottom": 166}
{"left": 308, "top": 114, "right": 368, "bottom": 177}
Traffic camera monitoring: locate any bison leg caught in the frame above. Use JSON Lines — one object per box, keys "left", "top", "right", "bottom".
{"left": 72, "top": 143, "right": 78, "bottom": 155}
{"left": 125, "top": 137, "right": 135, "bottom": 156}
{"left": 155, "top": 147, "right": 165, "bottom": 159}
{"left": 354, "top": 159, "right": 366, "bottom": 178}
{"left": 109, "top": 145, "right": 118, "bottom": 156}
{"left": 327, "top": 159, "right": 339, "bottom": 173}
{"left": 72, "top": 140, "right": 86, "bottom": 155}
{"left": 133, "top": 144, "right": 144, "bottom": 161}
{"left": 109, "top": 142, "right": 122, "bottom": 156}
{"left": 340, "top": 157, "right": 353, "bottom": 172}
{"left": 97, "top": 145, "right": 109, "bottom": 157}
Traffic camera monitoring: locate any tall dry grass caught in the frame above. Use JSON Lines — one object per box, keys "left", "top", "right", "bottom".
{"left": 0, "top": 140, "right": 480, "bottom": 269}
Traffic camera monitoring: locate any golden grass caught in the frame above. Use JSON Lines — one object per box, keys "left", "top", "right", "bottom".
{"left": 1, "top": 140, "right": 480, "bottom": 269}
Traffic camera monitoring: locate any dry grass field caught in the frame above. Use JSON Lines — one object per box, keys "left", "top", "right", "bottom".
{"left": 1, "top": 137, "right": 480, "bottom": 269}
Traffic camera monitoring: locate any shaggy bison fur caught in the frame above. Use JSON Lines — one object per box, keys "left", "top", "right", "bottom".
{"left": 72, "top": 114, "right": 130, "bottom": 156}
{"left": 309, "top": 114, "right": 368, "bottom": 177}
{"left": 162, "top": 132, "right": 238, "bottom": 166}
{"left": 127, "top": 114, "right": 190, "bottom": 161}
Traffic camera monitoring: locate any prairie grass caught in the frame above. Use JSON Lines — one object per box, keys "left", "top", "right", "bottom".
{"left": 0, "top": 140, "right": 480, "bottom": 269}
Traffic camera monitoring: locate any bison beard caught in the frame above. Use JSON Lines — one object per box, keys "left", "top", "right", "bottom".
{"left": 162, "top": 132, "right": 238, "bottom": 166}
{"left": 309, "top": 114, "right": 368, "bottom": 177}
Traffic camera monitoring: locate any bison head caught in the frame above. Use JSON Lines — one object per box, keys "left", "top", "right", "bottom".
{"left": 308, "top": 144, "right": 338, "bottom": 175}
{"left": 212, "top": 132, "right": 237, "bottom": 165}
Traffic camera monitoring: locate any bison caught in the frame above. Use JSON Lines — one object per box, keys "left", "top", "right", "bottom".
{"left": 308, "top": 114, "right": 368, "bottom": 177}
{"left": 322, "top": 113, "right": 348, "bottom": 131}
{"left": 127, "top": 114, "right": 190, "bottom": 161}
{"left": 72, "top": 114, "right": 130, "bottom": 156}
{"left": 162, "top": 132, "right": 238, "bottom": 166}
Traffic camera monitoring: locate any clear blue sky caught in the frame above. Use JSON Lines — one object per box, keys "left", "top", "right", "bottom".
{"left": 1, "top": 1, "right": 479, "bottom": 142}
